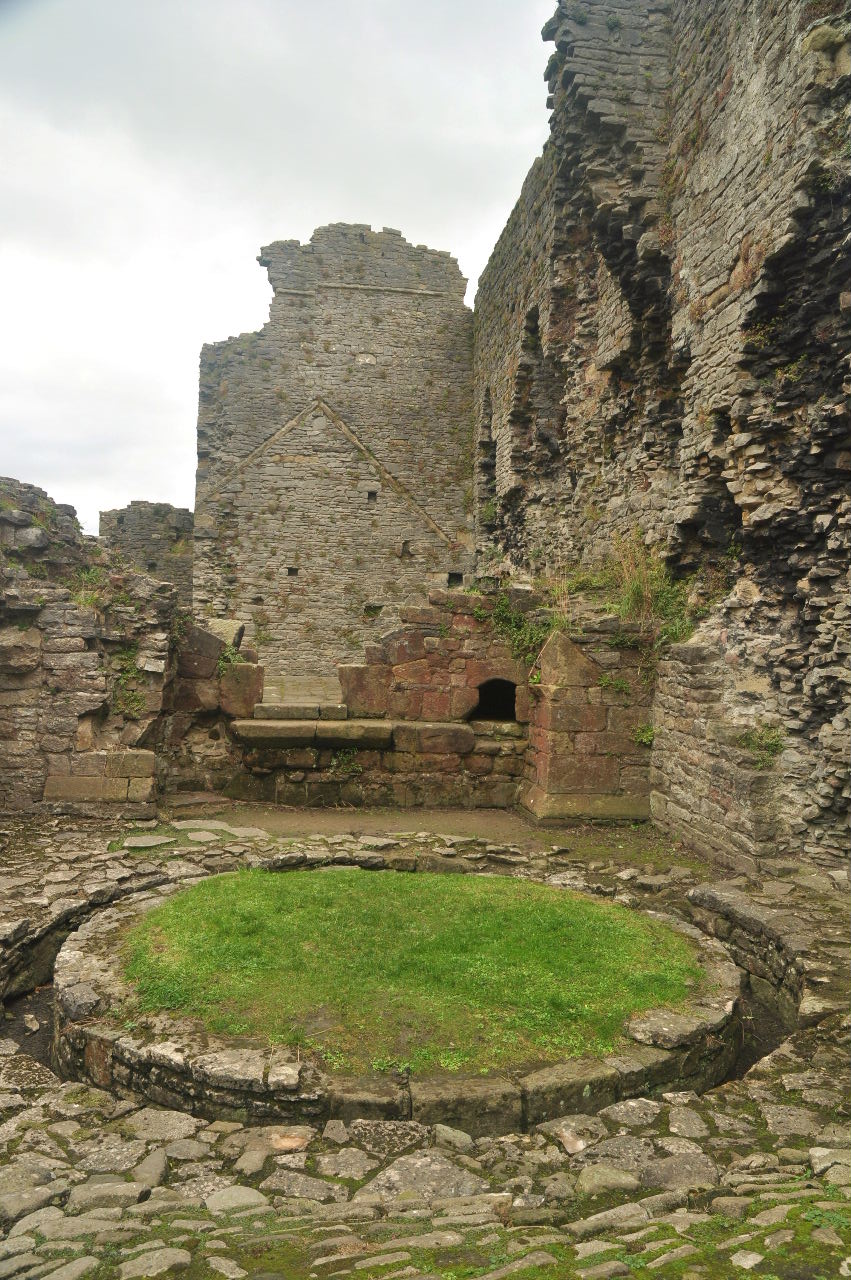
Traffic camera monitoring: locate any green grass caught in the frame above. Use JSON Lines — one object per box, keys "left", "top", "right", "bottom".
{"left": 122, "top": 869, "right": 702, "bottom": 1075}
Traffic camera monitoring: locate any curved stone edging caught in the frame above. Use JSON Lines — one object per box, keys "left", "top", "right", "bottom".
{"left": 53, "top": 866, "right": 744, "bottom": 1136}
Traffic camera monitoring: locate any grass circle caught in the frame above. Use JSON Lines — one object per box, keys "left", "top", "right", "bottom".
{"left": 122, "top": 869, "right": 702, "bottom": 1075}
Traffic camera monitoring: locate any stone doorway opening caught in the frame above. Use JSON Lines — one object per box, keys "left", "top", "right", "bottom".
{"left": 468, "top": 678, "right": 517, "bottom": 722}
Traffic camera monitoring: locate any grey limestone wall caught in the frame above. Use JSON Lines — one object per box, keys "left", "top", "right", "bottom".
{"left": 474, "top": 0, "right": 850, "bottom": 868}
{"left": 1, "top": 478, "right": 175, "bottom": 814}
{"left": 100, "top": 501, "right": 193, "bottom": 608}
{"left": 193, "top": 224, "right": 474, "bottom": 682}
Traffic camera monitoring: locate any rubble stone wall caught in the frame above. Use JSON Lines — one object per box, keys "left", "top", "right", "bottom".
{"left": 193, "top": 225, "right": 474, "bottom": 683}
{"left": 0, "top": 478, "right": 175, "bottom": 815}
{"left": 100, "top": 501, "right": 194, "bottom": 608}
{"left": 474, "top": 0, "right": 850, "bottom": 868}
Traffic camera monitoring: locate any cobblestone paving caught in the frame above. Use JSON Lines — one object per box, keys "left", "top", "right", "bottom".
{"left": 0, "top": 814, "right": 847, "bottom": 1278}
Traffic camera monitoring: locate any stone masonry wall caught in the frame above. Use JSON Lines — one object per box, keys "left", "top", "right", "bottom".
{"left": 193, "top": 225, "right": 474, "bottom": 684}
{"left": 0, "top": 478, "right": 176, "bottom": 815}
{"left": 474, "top": 0, "right": 850, "bottom": 869}
{"left": 100, "top": 501, "right": 193, "bottom": 608}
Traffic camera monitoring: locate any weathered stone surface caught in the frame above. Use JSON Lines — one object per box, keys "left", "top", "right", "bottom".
{"left": 522, "top": 1061, "right": 620, "bottom": 1125}
{"left": 100, "top": 502, "right": 193, "bottom": 608}
{"left": 411, "top": 1076, "right": 522, "bottom": 1137}
{"left": 354, "top": 1151, "right": 488, "bottom": 1203}
{"left": 218, "top": 663, "right": 264, "bottom": 718}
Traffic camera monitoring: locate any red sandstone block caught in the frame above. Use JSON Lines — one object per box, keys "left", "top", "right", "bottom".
{"left": 392, "top": 722, "right": 475, "bottom": 755}
{"left": 385, "top": 635, "right": 426, "bottom": 666}
{"left": 398, "top": 606, "right": 444, "bottom": 626}
{"left": 219, "top": 663, "right": 264, "bottom": 718}
{"left": 464, "top": 753, "right": 494, "bottom": 776}
{"left": 544, "top": 754, "right": 620, "bottom": 794}
{"left": 391, "top": 658, "right": 432, "bottom": 685}
{"left": 450, "top": 686, "right": 479, "bottom": 719}
{"left": 338, "top": 664, "right": 390, "bottom": 718}
{"left": 608, "top": 705, "right": 651, "bottom": 733}
{"left": 536, "top": 702, "right": 607, "bottom": 734}
{"left": 421, "top": 690, "right": 451, "bottom": 721}
{"left": 177, "top": 625, "right": 225, "bottom": 679}
{"left": 387, "top": 690, "right": 423, "bottom": 719}
{"left": 173, "top": 677, "right": 219, "bottom": 713}
{"left": 539, "top": 632, "right": 600, "bottom": 686}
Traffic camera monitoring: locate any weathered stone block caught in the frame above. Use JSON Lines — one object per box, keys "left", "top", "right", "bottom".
{"left": 522, "top": 1060, "right": 620, "bottom": 1124}
{"left": 536, "top": 702, "right": 607, "bottom": 734}
{"left": 219, "top": 662, "right": 264, "bottom": 718}
{"left": 338, "top": 664, "right": 390, "bottom": 718}
{"left": 411, "top": 1076, "right": 522, "bottom": 1137}
{"left": 392, "top": 722, "right": 476, "bottom": 755}
{"left": 0, "top": 626, "right": 42, "bottom": 674}
{"left": 522, "top": 785, "right": 651, "bottom": 821}
{"left": 326, "top": 1077, "right": 408, "bottom": 1122}
{"left": 106, "top": 750, "right": 156, "bottom": 778}
{"left": 315, "top": 720, "right": 394, "bottom": 748}
{"left": 538, "top": 632, "right": 600, "bottom": 687}
{"left": 177, "top": 625, "right": 225, "bottom": 679}
{"left": 173, "top": 677, "right": 219, "bottom": 712}
{"left": 127, "top": 777, "right": 156, "bottom": 802}
{"left": 43, "top": 775, "right": 129, "bottom": 802}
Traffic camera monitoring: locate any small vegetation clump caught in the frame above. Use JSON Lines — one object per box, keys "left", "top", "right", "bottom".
{"left": 599, "top": 673, "right": 631, "bottom": 695}
{"left": 72, "top": 565, "right": 108, "bottom": 609}
{"left": 632, "top": 723, "right": 655, "bottom": 747}
{"left": 111, "top": 645, "right": 145, "bottom": 719}
{"left": 475, "top": 591, "right": 558, "bottom": 666}
{"left": 546, "top": 529, "right": 738, "bottom": 647}
{"left": 123, "top": 869, "right": 703, "bottom": 1076}
{"left": 215, "top": 643, "right": 244, "bottom": 678}
{"left": 737, "top": 725, "right": 784, "bottom": 770}
{"left": 329, "top": 747, "right": 361, "bottom": 777}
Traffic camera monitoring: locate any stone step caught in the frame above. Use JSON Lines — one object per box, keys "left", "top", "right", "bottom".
{"left": 254, "top": 702, "right": 347, "bottom": 721}
{"left": 233, "top": 719, "right": 395, "bottom": 748}
{"left": 232, "top": 719, "right": 481, "bottom": 753}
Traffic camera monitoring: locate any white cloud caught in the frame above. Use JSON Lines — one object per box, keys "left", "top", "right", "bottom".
{"left": 0, "top": 0, "right": 553, "bottom": 532}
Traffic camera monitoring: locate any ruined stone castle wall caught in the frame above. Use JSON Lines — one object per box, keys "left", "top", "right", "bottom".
{"left": 193, "top": 225, "right": 474, "bottom": 683}
{"left": 1, "top": 478, "right": 175, "bottom": 815}
{"left": 100, "top": 501, "right": 193, "bottom": 608}
{"left": 474, "top": 0, "right": 850, "bottom": 869}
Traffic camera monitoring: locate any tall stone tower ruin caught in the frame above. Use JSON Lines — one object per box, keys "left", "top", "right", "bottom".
{"left": 192, "top": 224, "right": 474, "bottom": 684}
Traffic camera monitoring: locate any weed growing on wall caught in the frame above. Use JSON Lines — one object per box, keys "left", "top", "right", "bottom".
{"left": 111, "top": 646, "right": 145, "bottom": 720}
{"left": 736, "top": 726, "right": 784, "bottom": 770}
{"left": 329, "top": 747, "right": 362, "bottom": 777}
{"left": 215, "top": 643, "right": 244, "bottom": 678}
{"left": 475, "top": 592, "right": 557, "bottom": 666}
{"left": 542, "top": 530, "right": 728, "bottom": 646}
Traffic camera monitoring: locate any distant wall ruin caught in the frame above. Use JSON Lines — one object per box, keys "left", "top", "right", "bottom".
{"left": 193, "top": 224, "right": 474, "bottom": 684}
{"left": 100, "top": 501, "right": 194, "bottom": 607}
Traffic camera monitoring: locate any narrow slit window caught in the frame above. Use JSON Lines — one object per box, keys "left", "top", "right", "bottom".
{"left": 287, "top": 566, "right": 299, "bottom": 577}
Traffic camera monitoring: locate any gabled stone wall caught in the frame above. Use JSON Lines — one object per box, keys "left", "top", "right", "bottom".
{"left": 193, "top": 225, "right": 474, "bottom": 683}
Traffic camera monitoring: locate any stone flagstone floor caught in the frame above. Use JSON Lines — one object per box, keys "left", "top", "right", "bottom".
{"left": 0, "top": 812, "right": 847, "bottom": 1279}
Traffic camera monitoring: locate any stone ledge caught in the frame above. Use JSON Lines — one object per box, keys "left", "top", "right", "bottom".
{"left": 522, "top": 784, "right": 651, "bottom": 820}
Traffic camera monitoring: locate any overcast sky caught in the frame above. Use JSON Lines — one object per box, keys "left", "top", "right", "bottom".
{"left": 0, "top": 0, "right": 553, "bottom": 532}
